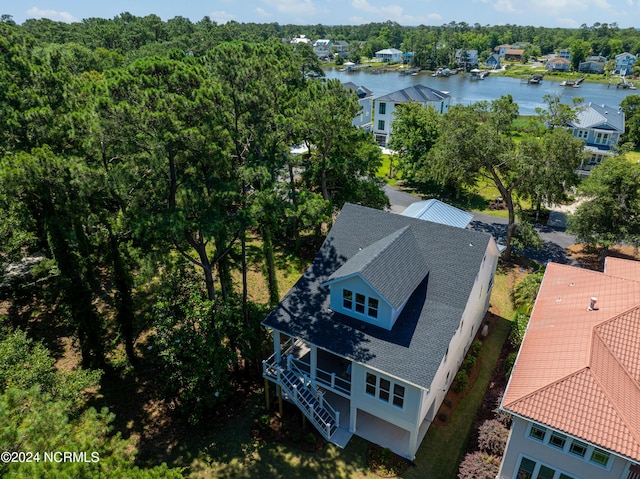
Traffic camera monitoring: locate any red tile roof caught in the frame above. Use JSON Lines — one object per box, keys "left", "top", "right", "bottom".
{"left": 503, "top": 260, "right": 640, "bottom": 461}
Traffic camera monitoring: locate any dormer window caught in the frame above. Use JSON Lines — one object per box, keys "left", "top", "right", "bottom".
{"left": 343, "top": 289, "right": 353, "bottom": 309}
{"left": 368, "top": 298, "right": 379, "bottom": 318}
{"left": 355, "top": 293, "right": 366, "bottom": 314}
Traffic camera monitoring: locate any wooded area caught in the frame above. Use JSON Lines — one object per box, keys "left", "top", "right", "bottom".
{"left": 2, "top": 13, "right": 640, "bottom": 476}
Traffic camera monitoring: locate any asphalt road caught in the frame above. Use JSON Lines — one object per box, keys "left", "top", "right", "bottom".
{"left": 384, "top": 185, "right": 579, "bottom": 266}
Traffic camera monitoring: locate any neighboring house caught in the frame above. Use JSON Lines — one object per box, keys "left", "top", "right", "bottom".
{"left": 342, "top": 81, "right": 373, "bottom": 131}
{"left": 578, "top": 60, "right": 605, "bottom": 74}
{"left": 290, "top": 34, "right": 311, "bottom": 45}
{"left": 615, "top": 52, "right": 637, "bottom": 76}
{"left": 262, "top": 204, "right": 500, "bottom": 460}
{"left": 334, "top": 40, "right": 350, "bottom": 57}
{"left": 586, "top": 54, "right": 608, "bottom": 63}
{"left": 498, "top": 259, "right": 640, "bottom": 479}
{"left": 454, "top": 49, "right": 479, "bottom": 68}
{"left": 485, "top": 54, "right": 502, "bottom": 69}
{"left": 546, "top": 57, "right": 571, "bottom": 72}
{"left": 375, "top": 48, "right": 403, "bottom": 63}
{"left": 372, "top": 84, "right": 451, "bottom": 147}
{"left": 566, "top": 102, "right": 624, "bottom": 176}
{"left": 400, "top": 199, "right": 473, "bottom": 229}
{"left": 495, "top": 43, "right": 529, "bottom": 58}
{"left": 313, "top": 39, "right": 333, "bottom": 58}
{"left": 504, "top": 49, "right": 524, "bottom": 61}
{"left": 558, "top": 48, "right": 571, "bottom": 61}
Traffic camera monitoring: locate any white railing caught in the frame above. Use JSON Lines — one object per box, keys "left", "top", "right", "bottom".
{"left": 284, "top": 355, "right": 339, "bottom": 438}
{"left": 262, "top": 351, "right": 341, "bottom": 440}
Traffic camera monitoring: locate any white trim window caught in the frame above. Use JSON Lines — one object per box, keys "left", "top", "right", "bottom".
{"left": 342, "top": 289, "right": 380, "bottom": 320}
{"left": 525, "top": 423, "right": 613, "bottom": 469}
{"left": 365, "top": 372, "right": 405, "bottom": 408}
{"left": 515, "top": 456, "right": 576, "bottom": 479}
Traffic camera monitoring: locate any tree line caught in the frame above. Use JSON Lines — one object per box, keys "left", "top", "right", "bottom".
{"left": 4, "top": 13, "right": 640, "bottom": 69}
{"left": 0, "top": 21, "right": 385, "bottom": 474}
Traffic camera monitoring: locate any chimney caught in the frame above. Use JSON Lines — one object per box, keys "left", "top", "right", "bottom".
{"left": 588, "top": 297, "right": 598, "bottom": 311}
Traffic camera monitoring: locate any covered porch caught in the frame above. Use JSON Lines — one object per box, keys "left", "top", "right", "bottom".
{"left": 267, "top": 332, "right": 352, "bottom": 396}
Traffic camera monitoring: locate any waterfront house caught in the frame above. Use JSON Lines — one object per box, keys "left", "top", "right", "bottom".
{"left": 454, "top": 49, "right": 478, "bottom": 69}
{"left": 546, "top": 57, "right": 571, "bottom": 72}
{"left": 342, "top": 82, "right": 373, "bottom": 131}
{"left": 566, "top": 103, "right": 624, "bottom": 176}
{"left": 371, "top": 84, "right": 450, "bottom": 147}
{"left": 498, "top": 259, "right": 640, "bottom": 479}
{"left": 504, "top": 49, "right": 524, "bottom": 61}
{"left": 615, "top": 52, "right": 637, "bottom": 76}
{"left": 578, "top": 60, "right": 605, "bottom": 74}
{"left": 375, "top": 48, "right": 403, "bottom": 63}
{"left": 262, "top": 203, "right": 500, "bottom": 460}
{"left": 334, "top": 40, "right": 350, "bottom": 57}
{"left": 313, "top": 39, "right": 333, "bottom": 59}
{"left": 485, "top": 54, "right": 502, "bottom": 69}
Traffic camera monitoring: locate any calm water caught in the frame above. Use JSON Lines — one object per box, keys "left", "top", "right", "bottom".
{"left": 324, "top": 68, "right": 637, "bottom": 116}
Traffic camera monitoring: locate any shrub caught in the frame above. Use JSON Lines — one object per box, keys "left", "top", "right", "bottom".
{"left": 493, "top": 405, "right": 513, "bottom": 428}
{"left": 477, "top": 419, "right": 510, "bottom": 456}
{"left": 504, "top": 352, "right": 518, "bottom": 380}
{"left": 470, "top": 339, "right": 483, "bottom": 357}
{"left": 461, "top": 354, "right": 477, "bottom": 374}
{"left": 509, "top": 313, "right": 530, "bottom": 349}
{"left": 457, "top": 451, "right": 501, "bottom": 479}
{"left": 453, "top": 370, "right": 469, "bottom": 392}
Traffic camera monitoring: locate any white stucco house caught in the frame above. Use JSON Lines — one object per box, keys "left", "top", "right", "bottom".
{"left": 262, "top": 203, "right": 500, "bottom": 459}
{"left": 371, "top": 84, "right": 450, "bottom": 147}
{"left": 498, "top": 259, "right": 640, "bottom": 479}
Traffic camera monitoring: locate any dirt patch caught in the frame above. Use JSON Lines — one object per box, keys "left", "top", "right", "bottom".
{"left": 251, "top": 402, "right": 326, "bottom": 453}
{"left": 566, "top": 244, "right": 640, "bottom": 271}
{"left": 366, "top": 444, "right": 412, "bottom": 477}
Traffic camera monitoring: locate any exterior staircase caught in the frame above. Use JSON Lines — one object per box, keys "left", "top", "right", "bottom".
{"left": 264, "top": 353, "right": 340, "bottom": 442}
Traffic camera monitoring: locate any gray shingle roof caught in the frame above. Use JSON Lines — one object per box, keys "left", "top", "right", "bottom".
{"left": 568, "top": 103, "right": 625, "bottom": 132}
{"left": 374, "top": 84, "right": 450, "bottom": 104}
{"left": 263, "top": 204, "right": 491, "bottom": 389}
{"left": 323, "top": 225, "right": 428, "bottom": 309}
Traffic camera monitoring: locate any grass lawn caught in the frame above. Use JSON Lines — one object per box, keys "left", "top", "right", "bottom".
{"left": 408, "top": 316, "right": 511, "bottom": 479}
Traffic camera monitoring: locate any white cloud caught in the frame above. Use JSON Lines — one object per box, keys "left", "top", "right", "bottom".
{"left": 256, "top": 7, "right": 273, "bottom": 18}
{"left": 210, "top": 10, "right": 235, "bottom": 23}
{"left": 261, "top": 0, "right": 318, "bottom": 16}
{"left": 349, "top": 0, "right": 440, "bottom": 24}
{"left": 26, "top": 7, "right": 77, "bottom": 23}
{"left": 556, "top": 17, "right": 580, "bottom": 27}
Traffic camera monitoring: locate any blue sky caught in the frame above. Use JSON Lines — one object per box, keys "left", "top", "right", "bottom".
{"left": 1, "top": 0, "right": 639, "bottom": 28}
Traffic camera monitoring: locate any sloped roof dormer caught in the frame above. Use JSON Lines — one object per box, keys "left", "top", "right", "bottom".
{"left": 322, "top": 225, "right": 428, "bottom": 310}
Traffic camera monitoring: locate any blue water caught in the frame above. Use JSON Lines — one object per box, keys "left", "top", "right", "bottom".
{"left": 324, "top": 68, "right": 636, "bottom": 116}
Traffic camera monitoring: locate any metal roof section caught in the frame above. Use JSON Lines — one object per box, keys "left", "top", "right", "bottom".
{"left": 323, "top": 225, "right": 428, "bottom": 309}
{"left": 568, "top": 102, "right": 625, "bottom": 132}
{"left": 374, "top": 84, "right": 451, "bottom": 104}
{"left": 400, "top": 199, "right": 473, "bottom": 229}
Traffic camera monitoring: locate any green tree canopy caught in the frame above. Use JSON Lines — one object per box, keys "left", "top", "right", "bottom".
{"left": 568, "top": 157, "right": 640, "bottom": 252}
